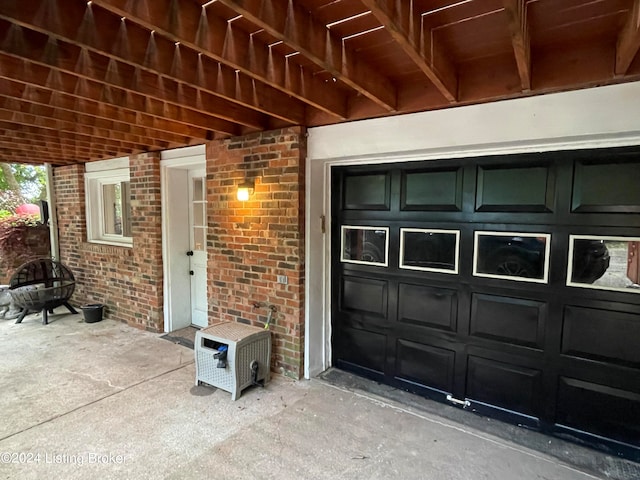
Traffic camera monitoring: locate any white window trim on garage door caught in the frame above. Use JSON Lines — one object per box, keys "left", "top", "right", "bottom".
{"left": 303, "top": 81, "right": 640, "bottom": 379}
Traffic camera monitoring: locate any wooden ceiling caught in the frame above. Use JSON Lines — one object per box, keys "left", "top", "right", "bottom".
{"left": 0, "top": 0, "right": 639, "bottom": 165}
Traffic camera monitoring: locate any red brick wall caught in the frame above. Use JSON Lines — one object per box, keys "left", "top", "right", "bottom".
{"left": 207, "top": 127, "right": 306, "bottom": 379}
{"left": 51, "top": 129, "right": 307, "bottom": 377}
{"left": 53, "top": 153, "right": 164, "bottom": 332}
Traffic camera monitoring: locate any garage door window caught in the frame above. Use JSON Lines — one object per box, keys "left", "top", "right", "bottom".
{"left": 567, "top": 235, "right": 640, "bottom": 293}
{"left": 473, "top": 232, "right": 551, "bottom": 283}
{"left": 400, "top": 228, "right": 460, "bottom": 274}
{"left": 341, "top": 226, "right": 389, "bottom": 266}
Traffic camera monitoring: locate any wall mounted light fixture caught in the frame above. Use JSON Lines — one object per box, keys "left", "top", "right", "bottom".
{"left": 236, "top": 180, "right": 254, "bottom": 201}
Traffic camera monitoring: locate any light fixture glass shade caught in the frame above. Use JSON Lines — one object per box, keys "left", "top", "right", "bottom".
{"left": 236, "top": 181, "right": 254, "bottom": 201}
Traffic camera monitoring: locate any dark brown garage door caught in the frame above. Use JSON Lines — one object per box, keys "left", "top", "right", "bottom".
{"left": 331, "top": 146, "right": 640, "bottom": 459}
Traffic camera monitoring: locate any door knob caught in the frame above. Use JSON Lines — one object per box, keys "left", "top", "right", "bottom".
{"left": 189, "top": 270, "right": 194, "bottom": 275}
{"left": 186, "top": 250, "right": 194, "bottom": 256}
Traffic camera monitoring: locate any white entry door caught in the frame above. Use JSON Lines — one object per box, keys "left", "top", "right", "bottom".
{"left": 189, "top": 169, "right": 208, "bottom": 328}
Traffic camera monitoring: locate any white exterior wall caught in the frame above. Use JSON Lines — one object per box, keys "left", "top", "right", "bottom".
{"left": 304, "top": 81, "right": 640, "bottom": 379}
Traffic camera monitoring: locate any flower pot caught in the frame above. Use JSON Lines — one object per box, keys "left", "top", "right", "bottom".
{"left": 81, "top": 304, "right": 104, "bottom": 323}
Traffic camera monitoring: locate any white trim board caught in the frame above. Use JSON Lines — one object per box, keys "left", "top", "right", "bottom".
{"left": 85, "top": 156, "right": 129, "bottom": 172}
{"left": 160, "top": 144, "right": 205, "bottom": 162}
{"left": 303, "top": 81, "right": 640, "bottom": 379}
{"left": 307, "top": 82, "right": 640, "bottom": 162}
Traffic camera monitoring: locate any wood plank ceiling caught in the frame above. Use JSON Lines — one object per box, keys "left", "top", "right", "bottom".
{"left": 0, "top": 0, "right": 638, "bottom": 165}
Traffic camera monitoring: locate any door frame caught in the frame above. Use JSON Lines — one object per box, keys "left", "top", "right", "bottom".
{"left": 160, "top": 144, "right": 206, "bottom": 333}
{"left": 304, "top": 81, "right": 640, "bottom": 379}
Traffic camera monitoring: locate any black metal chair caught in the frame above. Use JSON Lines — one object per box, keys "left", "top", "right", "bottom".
{"left": 9, "top": 258, "right": 78, "bottom": 325}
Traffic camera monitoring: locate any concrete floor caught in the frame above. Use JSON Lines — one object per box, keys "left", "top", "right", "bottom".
{"left": 0, "top": 310, "right": 637, "bottom": 480}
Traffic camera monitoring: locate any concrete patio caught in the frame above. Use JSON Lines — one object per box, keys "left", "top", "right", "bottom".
{"left": 0, "top": 310, "right": 637, "bottom": 480}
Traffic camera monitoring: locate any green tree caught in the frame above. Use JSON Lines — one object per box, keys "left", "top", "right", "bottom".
{"left": 0, "top": 163, "right": 46, "bottom": 203}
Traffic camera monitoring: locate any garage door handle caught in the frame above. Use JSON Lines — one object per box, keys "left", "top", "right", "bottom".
{"left": 446, "top": 394, "right": 470, "bottom": 408}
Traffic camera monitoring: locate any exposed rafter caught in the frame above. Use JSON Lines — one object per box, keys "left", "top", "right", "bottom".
{"left": 0, "top": 95, "right": 176, "bottom": 147}
{"left": 361, "top": 0, "right": 457, "bottom": 102}
{"left": 502, "top": 0, "right": 531, "bottom": 92}
{"left": 0, "top": 0, "right": 633, "bottom": 165}
{"left": 0, "top": 81, "right": 168, "bottom": 151}
{"left": 0, "top": 0, "right": 305, "bottom": 125}
{"left": 218, "top": 0, "right": 397, "bottom": 111}
{"left": 90, "top": 0, "right": 348, "bottom": 119}
{"left": 0, "top": 24, "right": 260, "bottom": 137}
{"left": 616, "top": 0, "right": 640, "bottom": 75}
{"left": 0, "top": 120, "right": 162, "bottom": 152}
{"left": 0, "top": 119, "right": 145, "bottom": 162}
{"left": 0, "top": 145, "right": 81, "bottom": 164}
{"left": 0, "top": 54, "right": 217, "bottom": 144}
{"left": 0, "top": 137, "right": 133, "bottom": 160}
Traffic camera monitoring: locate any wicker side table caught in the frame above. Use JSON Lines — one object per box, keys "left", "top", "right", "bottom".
{"left": 195, "top": 321, "right": 271, "bottom": 400}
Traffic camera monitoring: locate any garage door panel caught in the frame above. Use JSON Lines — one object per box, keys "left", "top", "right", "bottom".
{"left": 556, "top": 377, "right": 640, "bottom": 445}
{"left": 470, "top": 293, "right": 546, "bottom": 349}
{"left": 571, "top": 159, "right": 640, "bottom": 213}
{"left": 335, "top": 326, "right": 387, "bottom": 375}
{"left": 401, "top": 168, "right": 463, "bottom": 211}
{"left": 341, "top": 276, "right": 388, "bottom": 318}
{"left": 466, "top": 355, "right": 543, "bottom": 418}
{"left": 398, "top": 283, "right": 457, "bottom": 332}
{"left": 332, "top": 148, "right": 640, "bottom": 457}
{"left": 343, "top": 172, "right": 390, "bottom": 210}
{"left": 395, "top": 339, "right": 456, "bottom": 393}
{"left": 476, "top": 164, "right": 554, "bottom": 213}
{"left": 562, "top": 305, "right": 640, "bottom": 367}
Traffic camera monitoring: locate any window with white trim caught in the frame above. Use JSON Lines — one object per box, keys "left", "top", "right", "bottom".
{"left": 85, "top": 164, "right": 132, "bottom": 246}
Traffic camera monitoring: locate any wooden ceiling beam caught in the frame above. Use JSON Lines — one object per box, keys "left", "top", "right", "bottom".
{"left": 0, "top": 146, "right": 79, "bottom": 165}
{"left": 0, "top": 101, "right": 180, "bottom": 150}
{"left": 0, "top": 21, "right": 244, "bottom": 137}
{"left": 0, "top": 106, "right": 147, "bottom": 152}
{"left": 0, "top": 129, "right": 150, "bottom": 151}
{"left": 0, "top": 0, "right": 299, "bottom": 126}
{"left": 90, "top": 0, "right": 348, "bottom": 119}
{"left": 0, "top": 135, "right": 134, "bottom": 160}
{"left": 0, "top": 125, "right": 168, "bottom": 159}
{"left": 0, "top": 140, "right": 77, "bottom": 156}
{"left": 0, "top": 105, "right": 185, "bottom": 148}
{"left": 502, "top": 0, "right": 531, "bottom": 92}
{"left": 0, "top": 138, "right": 117, "bottom": 163}
{"left": 0, "top": 131, "right": 148, "bottom": 158}
{"left": 0, "top": 122, "right": 146, "bottom": 152}
{"left": 0, "top": 102, "right": 180, "bottom": 149}
{"left": 218, "top": 0, "right": 397, "bottom": 111}
{"left": 616, "top": 0, "right": 640, "bottom": 75}
{"left": 0, "top": 54, "right": 215, "bottom": 145}
{"left": 0, "top": 66, "right": 208, "bottom": 145}
{"left": 0, "top": 123, "right": 98, "bottom": 146}
{"left": 361, "top": 0, "right": 457, "bottom": 103}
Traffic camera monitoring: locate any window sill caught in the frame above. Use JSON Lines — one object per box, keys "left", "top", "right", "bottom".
{"left": 82, "top": 242, "right": 134, "bottom": 256}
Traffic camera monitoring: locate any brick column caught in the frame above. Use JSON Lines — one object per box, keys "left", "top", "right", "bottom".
{"left": 206, "top": 127, "right": 306, "bottom": 379}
